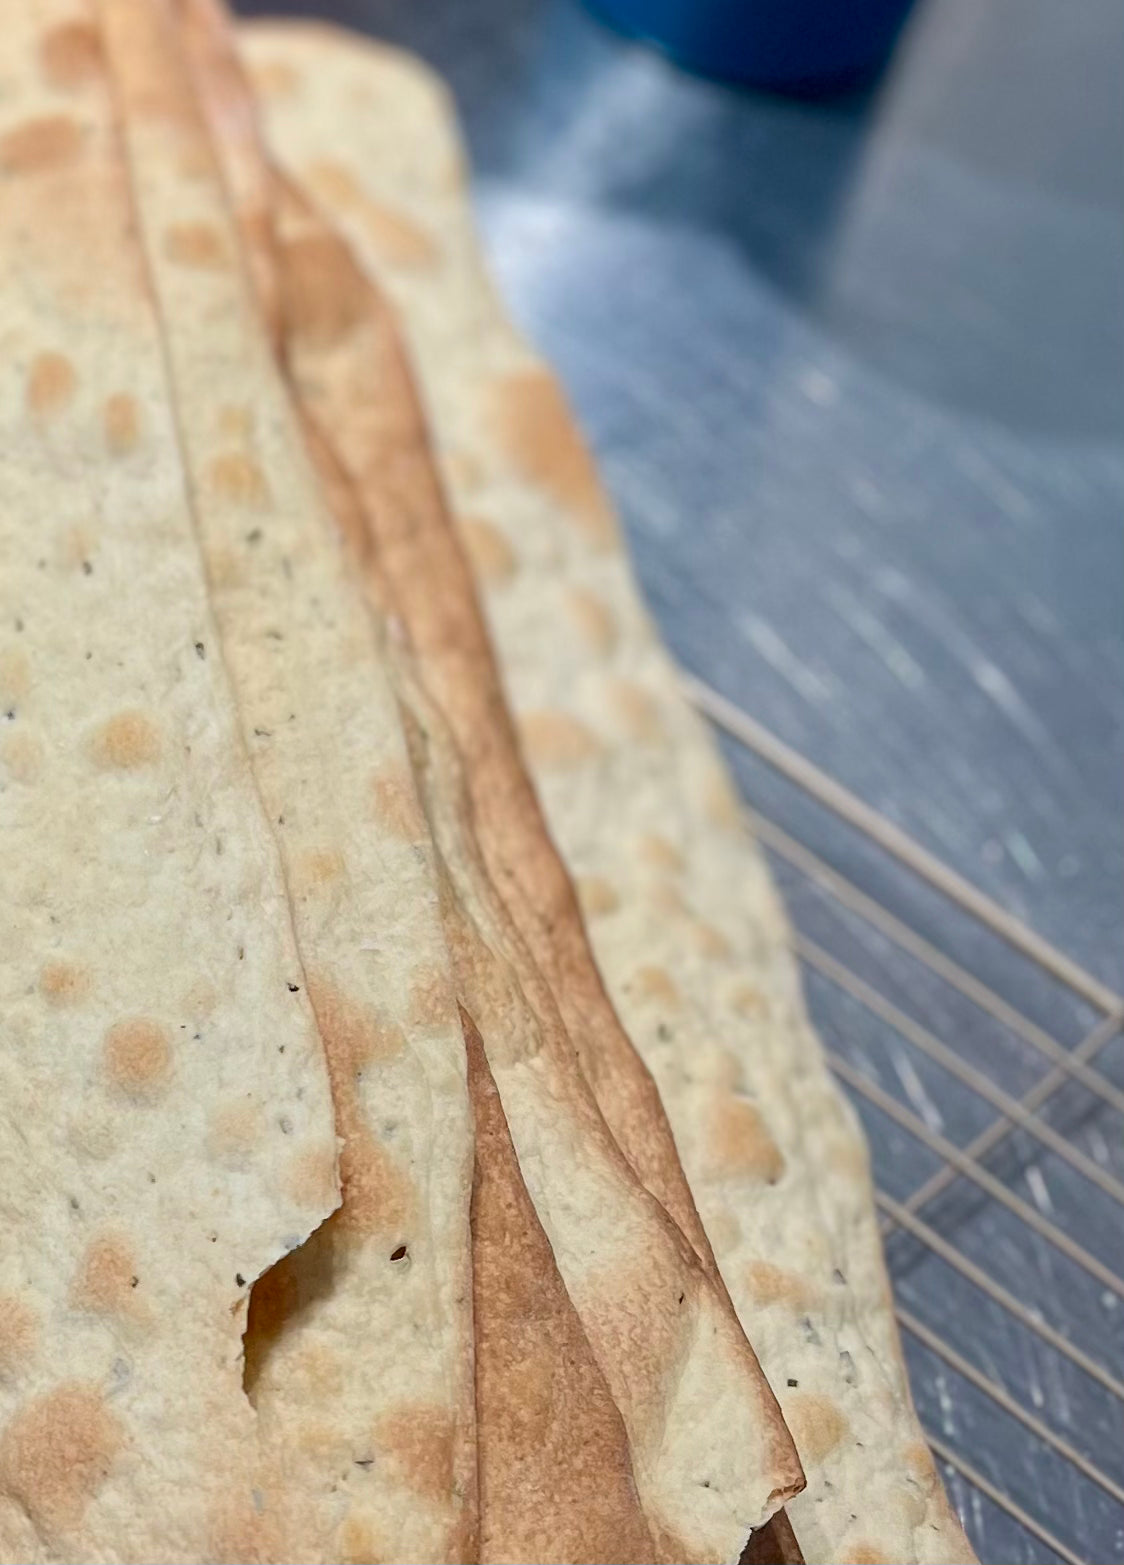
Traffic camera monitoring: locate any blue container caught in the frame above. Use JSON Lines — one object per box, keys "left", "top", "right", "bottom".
{"left": 588, "top": 0, "right": 916, "bottom": 92}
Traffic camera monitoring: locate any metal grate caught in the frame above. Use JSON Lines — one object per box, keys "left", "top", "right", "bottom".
{"left": 684, "top": 674, "right": 1124, "bottom": 1565}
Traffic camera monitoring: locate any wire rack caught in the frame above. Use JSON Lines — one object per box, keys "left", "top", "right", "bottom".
{"left": 684, "top": 675, "right": 1124, "bottom": 1565}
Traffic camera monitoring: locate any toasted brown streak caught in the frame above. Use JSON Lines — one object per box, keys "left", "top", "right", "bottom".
{"left": 172, "top": 34, "right": 656, "bottom": 1554}
{"left": 270, "top": 177, "right": 803, "bottom": 1555}
{"left": 464, "top": 1006, "right": 657, "bottom": 1565}
{"left": 273, "top": 158, "right": 798, "bottom": 1440}
{"left": 175, "top": 0, "right": 282, "bottom": 336}
{"left": 271, "top": 171, "right": 721, "bottom": 1275}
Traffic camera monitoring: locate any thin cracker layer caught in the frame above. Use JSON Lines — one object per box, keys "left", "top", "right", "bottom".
{"left": 99, "top": 2, "right": 476, "bottom": 1557}
{"left": 0, "top": 1, "right": 338, "bottom": 1558}
{"left": 241, "top": 22, "right": 975, "bottom": 1564}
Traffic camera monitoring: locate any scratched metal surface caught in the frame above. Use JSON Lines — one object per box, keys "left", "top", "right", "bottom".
{"left": 238, "top": 0, "right": 1124, "bottom": 1556}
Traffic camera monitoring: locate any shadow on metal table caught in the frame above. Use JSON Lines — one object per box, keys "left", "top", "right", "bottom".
{"left": 237, "top": 0, "right": 1124, "bottom": 1557}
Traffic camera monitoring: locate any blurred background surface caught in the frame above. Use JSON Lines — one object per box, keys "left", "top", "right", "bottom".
{"left": 239, "top": 0, "right": 1124, "bottom": 1557}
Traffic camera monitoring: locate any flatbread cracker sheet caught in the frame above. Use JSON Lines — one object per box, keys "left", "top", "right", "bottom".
{"left": 267, "top": 167, "right": 804, "bottom": 1565}
{"left": 242, "top": 21, "right": 976, "bottom": 1564}
{"left": 173, "top": 7, "right": 662, "bottom": 1559}
{"left": 394, "top": 657, "right": 801, "bottom": 1563}
{"left": 464, "top": 1008, "right": 658, "bottom": 1565}
{"left": 0, "top": 0, "right": 339, "bottom": 1558}
{"left": 97, "top": 0, "right": 477, "bottom": 1558}
{"left": 182, "top": 6, "right": 801, "bottom": 1558}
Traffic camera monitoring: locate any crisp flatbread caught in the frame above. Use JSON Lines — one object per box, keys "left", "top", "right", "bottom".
{"left": 242, "top": 22, "right": 976, "bottom": 1563}
{"left": 0, "top": 1, "right": 339, "bottom": 1559}
{"left": 393, "top": 656, "right": 802, "bottom": 1562}
{"left": 267, "top": 165, "right": 801, "bottom": 1562}
{"left": 180, "top": 7, "right": 804, "bottom": 1555}
{"left": 99, "top": 2, "right": 477, "bottom": 1558}
{"left": 173, "top": 6, "right": 667, "bottom": 1558}
{"left": 464, "top": 1008, "right": 657, "bottom": 1565}
{"left": 267, "top": 166, "right": 804, "bottom": 1565}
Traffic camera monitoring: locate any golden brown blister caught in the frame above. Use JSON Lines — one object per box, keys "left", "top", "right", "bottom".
{"left": 242, "top": 21, "right": 975, "bottom": 1563}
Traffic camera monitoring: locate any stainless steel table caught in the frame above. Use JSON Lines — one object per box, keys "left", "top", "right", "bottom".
{"left": 238, "top": 0, "right": 1124, "bottom": 1556}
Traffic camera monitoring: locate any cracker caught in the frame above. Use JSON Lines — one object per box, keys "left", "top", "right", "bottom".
{"left": 268, "top": 165, "right": 803, "bottom": 1564}
{"left": 242, "top": 22, "right": 975, "bottom": 1561}
{"left": 99, "top": 2, "right": 477, "bottom": 1556}
{"left": 0, "top": 1, "right": 338, "bottom": 1557}
{"left": 180, "top": 7, "right": 802, "bottom": 1554}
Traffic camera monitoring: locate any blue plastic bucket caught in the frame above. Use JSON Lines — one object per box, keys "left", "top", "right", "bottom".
{"left": 587, "top": 0, "right": 916, "bottom": 91}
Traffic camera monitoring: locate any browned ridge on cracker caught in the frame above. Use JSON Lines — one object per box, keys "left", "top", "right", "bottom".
{"left": 241, "top": 20, "right": 976, "bottom": 1563}
{"left": 180, "top": 6, "right": 807, "bottom": 1558}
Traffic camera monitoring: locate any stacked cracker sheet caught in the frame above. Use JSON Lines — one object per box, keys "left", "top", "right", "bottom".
{"left": 0, "top": 0, "right": 976, "bottom": 1560}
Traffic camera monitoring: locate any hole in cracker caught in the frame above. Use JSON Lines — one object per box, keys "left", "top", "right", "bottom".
{"left": 242, "top": 1217, "right": 338, "bottom": 1404}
